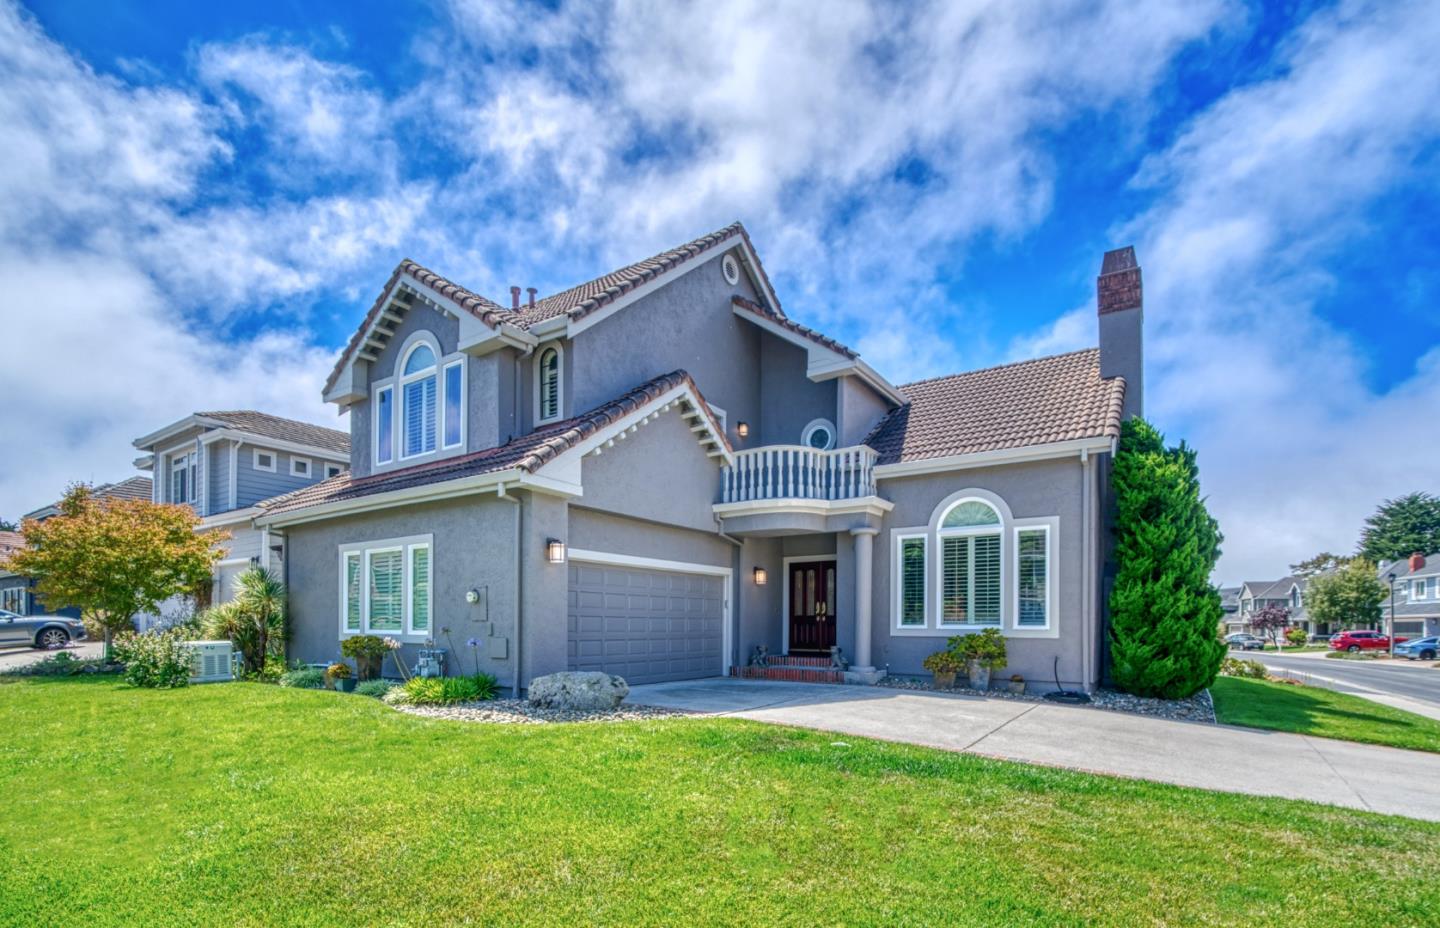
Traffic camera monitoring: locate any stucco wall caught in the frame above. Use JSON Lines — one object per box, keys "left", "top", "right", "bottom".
{"left": 836, "top": 377, "right": 893, "bottom": 448}
{"left": 575, "top": 407, "right": 724, "bottom": 528}
{"left": 758, "top": 336, "right": 835, "bottom": 447}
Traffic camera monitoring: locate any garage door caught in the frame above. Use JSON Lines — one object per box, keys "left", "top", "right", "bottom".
{"left": 567, "top": 561, "right": 725, "bottom": 684}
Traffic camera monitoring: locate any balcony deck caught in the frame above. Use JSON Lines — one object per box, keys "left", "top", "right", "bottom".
{"left": 719, "top": 445, "right": 878, "bottom": 504}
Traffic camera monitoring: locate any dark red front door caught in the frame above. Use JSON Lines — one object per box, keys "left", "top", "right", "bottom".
{"left": 789, "top": 560, "right": 837, "bottom": 653}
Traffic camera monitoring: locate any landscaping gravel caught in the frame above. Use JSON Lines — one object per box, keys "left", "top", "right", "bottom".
{"left": 395, "top": 698, "right": 695, "bottom": 725}
{"left": 876, "top": 675, "right": 1217, "bottom": 724}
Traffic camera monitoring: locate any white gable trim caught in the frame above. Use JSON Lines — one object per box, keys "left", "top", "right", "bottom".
{"left": 732, "top": 305, "right": 907, "bottom": 406}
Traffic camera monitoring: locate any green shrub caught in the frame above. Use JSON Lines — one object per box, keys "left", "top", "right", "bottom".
{"left": 922, "top": 650, "right": 964, "bottom": 673}
{"left": 1284, "top": 627, "right": 1309, "bottom": 647}
{"left": 354, "top": 680, "right": 395, "bottom": 699}
{"left": 952, "top": 629, "right": 1008, "bottom": 670}
{"left": 278, "top": 667, "right": 326, "bottom": 689}
{"left": 1220, "top": 657, "right": 1267, "bottom": 679}
{"left": 402, "top": 673, "right": 500, "bottom": 705}
{"left": 2, "top": 650, "right": 114, "bottom": 677}
{"left": 113, "top": 630, "right": 193, "bottom": 689}
{"left": 381, "top": 685, "right": 412, "bottom": 706}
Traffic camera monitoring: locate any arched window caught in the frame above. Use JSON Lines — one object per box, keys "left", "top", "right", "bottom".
{"left": 937, "top": 498, "right": 1002, "bottom": 627}
{"left": 537, "top": 346, "right": 562, "bottom": 423}
{"left": 400, "top": 342, "right": 438, "bottom": 458}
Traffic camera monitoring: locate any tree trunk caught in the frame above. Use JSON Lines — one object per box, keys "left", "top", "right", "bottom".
{"left": 102, "top": 626, "right": 113, "bottom": 662}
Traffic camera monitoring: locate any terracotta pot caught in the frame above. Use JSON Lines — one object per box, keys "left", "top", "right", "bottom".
{"left": 932, "top": 670, "right": 957, "bottom": 689}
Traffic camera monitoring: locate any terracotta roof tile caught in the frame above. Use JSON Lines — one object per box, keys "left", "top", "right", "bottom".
{"left": 865, "top": 348, "right": 1125, "bottom": 465}
{"left": 259, "top": 370, "right": 723, "bottom": 519}
{"left": 731, "top": 296, "right": 857, "bottom": 359}
{"left": 0, "top": 530, "right": 24, "bottom": 560}
{"left": 196, "top": 411, "right": 350, "bottom": 455}
{"left": 91, "top": 476, "right": 153, "bottom": 503}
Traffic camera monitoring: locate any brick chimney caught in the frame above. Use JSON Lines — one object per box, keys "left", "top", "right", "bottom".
{"left": 1098, "top": 246, "right": 1143, "bottom": 419}
{"left": 1410, "top": 552, "right": 1427, "bottom": 572}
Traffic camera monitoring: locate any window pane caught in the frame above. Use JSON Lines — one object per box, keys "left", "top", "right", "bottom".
{"left": 942, "top": 500, "right": 1000, "bottom": 528}
{"left": 368, "top": 550, "right": 403, "bottom": 632}
{"left": 403, "top": 344, "right": 436, "bottom": 375}
{"left": 539, "top": 349, "right": 559, "bottom": 420}
{"left": 344, "top": 554, "right": 362, "bottom": 632}
{"left": 973, "top": 534, "right": 1001, "bottom": 624}
{"left": 942, "top": 536, "right": 969, "bottom": 623}
{"left": 900, "top": 537, "right": 926, "bottom": 626}
{"left": 1018, "top": 529, "right": 1047, "bottom": 627}
{"left": 411, "top": 546, "right": 430, "bottom": 633}
{"left": 404, "top": 375, "right": 437, "bottom": 456}
{"left": 376, "top": 388, "right": 393, "bottom": 463}
{"left": 443, "top": 363, "right": 462, "bottom": 447}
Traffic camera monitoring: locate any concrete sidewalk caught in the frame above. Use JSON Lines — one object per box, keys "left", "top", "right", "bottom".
{"left": 629, "top": 678, "right": 1440, "bottom": 822}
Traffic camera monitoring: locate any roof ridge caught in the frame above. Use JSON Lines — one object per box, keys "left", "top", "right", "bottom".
{"left": 196, "top": 410, "right": 348, "bottom": 435}
{"left": 533, "top": 222, "right": 743, "bottom": 308}
{"left": 898, "top": 347, "right": 1102, "bottom": 390}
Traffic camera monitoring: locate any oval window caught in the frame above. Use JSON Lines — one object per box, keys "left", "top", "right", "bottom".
{"left": 801, "top": 419, "right": 835, "bottom": 451}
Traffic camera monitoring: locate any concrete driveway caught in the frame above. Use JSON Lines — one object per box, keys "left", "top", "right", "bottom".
{"left": 629, "top": 678, "right": 1440, "bottom": 822}
{"left": 0, "top": 641, "right": 102, "bottom": 672}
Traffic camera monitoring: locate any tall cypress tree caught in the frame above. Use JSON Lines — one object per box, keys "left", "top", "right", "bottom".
{"left": 1108, "top": 418, "right": 1226, "bottom": 699}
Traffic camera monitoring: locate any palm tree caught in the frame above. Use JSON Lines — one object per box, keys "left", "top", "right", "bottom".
{"left": 201, "top": 567, "right": 288, "bottom": 674}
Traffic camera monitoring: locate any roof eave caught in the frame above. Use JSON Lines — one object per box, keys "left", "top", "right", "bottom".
{"left": 873, "top": 436, "right": 1116, "bottom": 479}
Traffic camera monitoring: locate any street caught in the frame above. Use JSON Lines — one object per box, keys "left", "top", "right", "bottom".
{"left": 1259, "top": 651, "right": 1440, "bottom": 712}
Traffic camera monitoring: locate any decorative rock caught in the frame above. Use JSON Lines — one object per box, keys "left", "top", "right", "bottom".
{"left": 527, "top": 671, "right": 629, "bottom": 710}
{"left": 397, "top": 699, "right": 687, "bottom": 725}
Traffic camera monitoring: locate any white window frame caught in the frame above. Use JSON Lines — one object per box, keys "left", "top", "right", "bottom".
{"left": 290, "top": 457, "right": 311, "bottom": 478}
{"left": 324, "top": 462, "right": 344, "bottom": 479}
{"left": 399, "top": 342, "right": 440, "bottom": 461}
{"left": 935, "top": 498, "right": 1004, "bottom": 630}
{"left": 801, "top": 418, "right": 837, "bottom": 451}
{"left": 1414, "top": 579, "right": 1428, "bottom": 601}
{"left": 441, "top": 358, "right": 466, "bottom": 450}
{"left": 1012, "top": 523, "right": 1053, "bottom": 632}
{"left": 373, "top": 383, "right": 395, "bottom": 466}
{"left": 252, "top": 448, "right": 277, "bottom": 473}
{"left": 535, "top": 343, "right": 564, "bottom": 425}
{"left": 341, "top": 550, "right": 362, "bottom": 633}
{"left": 893, "top": 533, "right": 928, "bottom": 629}
{"left": 338, "top": 534, "right": 434, "bottom": 640}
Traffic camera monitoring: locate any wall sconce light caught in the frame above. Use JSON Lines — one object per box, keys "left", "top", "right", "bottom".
{"left": 736, "top": 422, "right": 750, "bottom": 438}
{"left": 546, "top": 539, "right": 566, "bottom": 564}
{"left": 753, "top": 566, "right": 767, "bottom": 585}
{"left": 466, "top": 589, "right": 481, "bottom": 604}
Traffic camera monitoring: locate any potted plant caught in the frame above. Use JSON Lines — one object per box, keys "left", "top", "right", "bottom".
{"left": 1007, "top": 673, "right": 1025, "bottom": 695}
{"left": 326, "top": 662, "right": 355, "bottom": 692}
{"left": 956, "top": 629, "right": 1007, "bottom": 691}
{"left": 922, "top": 649, "right": 964, "bottom": 689}
{"left": 341, "top": 635, "right": 389, "bottom": 681}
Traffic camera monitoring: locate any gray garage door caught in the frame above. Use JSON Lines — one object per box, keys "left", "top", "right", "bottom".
{"left": 567, "top": 561, "right": 725, "bottom": 685}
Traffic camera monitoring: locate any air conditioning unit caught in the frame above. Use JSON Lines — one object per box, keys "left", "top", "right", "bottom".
{"left": 186, "top": 640, "right": 235, "bottom": 684}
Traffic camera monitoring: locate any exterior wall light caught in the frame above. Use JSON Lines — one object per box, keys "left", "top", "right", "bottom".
{"left": 753, "top": 566, "right": 767, "bottom": 585}
{"left": 736, "top": 422, "right": 750, "bottom": 438}
{"left": 546, "top": 539, "right": 566, "bottom": 564}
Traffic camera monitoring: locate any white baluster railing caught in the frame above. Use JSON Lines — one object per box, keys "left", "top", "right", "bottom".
{"left": 719, "top": 445, "right": 878, "bottom": 504}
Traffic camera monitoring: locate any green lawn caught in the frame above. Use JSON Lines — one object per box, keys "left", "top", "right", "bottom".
{"left": 1211, "top": 675, "right": 1440, "bottom": 753}
{"left": 2, "top": 679, "right": 1437, "bottom": 928}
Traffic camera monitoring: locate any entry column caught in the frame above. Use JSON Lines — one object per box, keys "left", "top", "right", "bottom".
{"left": 850, "top": 527, "right": 880, "bottom": 674}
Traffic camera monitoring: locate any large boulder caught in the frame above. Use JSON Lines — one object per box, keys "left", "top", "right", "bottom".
{"left": 527, "top": 671, "right": 629, "bottom": 710}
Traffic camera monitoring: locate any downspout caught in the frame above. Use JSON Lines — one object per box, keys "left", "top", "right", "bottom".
{"left": 1080, "top": 449, "right": 1092, "bottom": 692}
{"left": 714, "top": 515, "right": 744, "bottom": 671}
{"left": 498, "top": 483, "right": 523, "bottom": 698}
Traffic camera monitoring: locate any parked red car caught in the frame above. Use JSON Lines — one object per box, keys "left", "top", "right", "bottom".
{"left": 1328, "top": 630, "right": 1408, "bottom": 652}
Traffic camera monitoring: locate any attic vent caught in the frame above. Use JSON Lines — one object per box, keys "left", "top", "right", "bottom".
{"left": 721, "top": 254, "right": 740, "bottom": 286}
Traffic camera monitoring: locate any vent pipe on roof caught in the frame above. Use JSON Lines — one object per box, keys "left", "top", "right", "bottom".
{"left": 526, "top": 287, "right": 537, "bottom": 309}
{"left": 510, "top": 286, "right": 521, "bottom": 310}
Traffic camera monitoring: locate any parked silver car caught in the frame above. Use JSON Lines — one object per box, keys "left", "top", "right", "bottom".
{"left": 0, "top": 608, "right": 87, "bottom": 650}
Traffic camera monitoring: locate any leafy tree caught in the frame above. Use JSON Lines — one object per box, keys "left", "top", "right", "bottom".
{"left": 1108, "top": 418, "right": 1226, "bottom": 699}
{"left": 0, "top": 518, "right": 17, "bottom": 532}
{"left": 1358, "top": 492, "right": 1440, "bottom": 563}
{"left": 1306, "top": 558, "right": 1386, "bottom": 632}
{"left": 3, "top": 485, "right": 225, "bottom": 656}
{"left": 1290, "top": 552, "right": 1351, "bottom": 578}
{"left": 200, "top": 567, "right": 288, "bottom": 675}
{"left": 1248, "top": 604, "right": 1290, "bottom": 646}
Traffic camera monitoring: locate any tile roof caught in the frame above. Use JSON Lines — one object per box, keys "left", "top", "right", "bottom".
{"left": 0, "top": 531, "right": 23, "bottom": 561}
{"left": 731, "top": 296, "right": 857, "bottom": 359}
{"left": 325, "top": 223, "right": 771, "bottom": 395}
{"left": 864, "top": 348, "right": 1125, "bottom": 465}
{"left": 93, "top": 476, "right": 153, "bottom": 502}
{"left": 259, "top": 371, "right": 722, "bottom": 519}
{"left": 196, "top": 411, "right": 350, "bottom": 455}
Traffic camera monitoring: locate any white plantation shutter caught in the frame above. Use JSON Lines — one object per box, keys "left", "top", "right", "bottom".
{"left": 899, "top": 536, "right": 926, "bottom": 626}
{"left": 368, "top": 550, "right": 404, "bottom": 632}
{"left": 941, "top": 532, "right": 1001, "bottom": 626}
{"left": 404, "top": 376, "right": 437, "bottom": 457}
{"left": 942, "top": 536, "right": 969, "bottom": 623}
{"left": 410, "top": 545, "right": 430, "bottom": 633}
{"left": 539, "top": 348, "right": 560, "bottom": 420}
{"left": 972, "top": 534, "right": 1001, "bottom": 624}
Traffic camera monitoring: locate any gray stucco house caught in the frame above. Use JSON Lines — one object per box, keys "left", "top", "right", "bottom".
{"left": 1377, "top": 555, "right": 1440, "bottom": 639}
{"left": 132, "top": 411, "right": 349, "bottom": 623}
{"left": 257, "top": 223, "right": 1143, "bottom": 693}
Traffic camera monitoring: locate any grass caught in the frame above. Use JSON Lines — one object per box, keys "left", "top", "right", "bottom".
{"left": 1211, "top": 675, "right": 1440, "bottom": 753}
{"left": 2, "top": 679, "right": 1438, "bottom": 928}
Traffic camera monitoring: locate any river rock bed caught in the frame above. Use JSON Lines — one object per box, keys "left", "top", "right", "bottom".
{"left": 875, "top": 675, "right": 1216, "bottom": 723}
{"left": 395, "top": 698, "right": 694, "bottom": 725}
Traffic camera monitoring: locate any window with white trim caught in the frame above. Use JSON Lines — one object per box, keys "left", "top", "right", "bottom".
{"left": 1414, "top": 579, "right": 1428, "bottom": 601}
{"left": 170, "top": 450, "right": 198, "bottom": 503}
{"left": 375, "top": 385, "right": 394, "bottom": 464}
{"left": 325, "top": 463, "right": 344, "bottom": 479}
{"left": 937, "top": 499, "right": 1002, "bottom": 627}
{"left": 253, "top": 449, "right": 276, "bottom": 473}
{"left": 442, "top": 359, "right": 464, "bottom": 449}
{"left": 290, "top": 457, "right": 311, "bottom": 478}
{"left": 537, "top": 346, "right": 561, "bottom": 423}
{"left": 341, "top": 536, "right": 433, "bottom": 637}
{"left": 1016, "top": 526, "right": 1050, "bottom": 628}
{"left": 896, "top": 535, "right": 926, "bottom": 627}
{"left": 1, "top": 587, "right": 26, "bottom": 613}
{"left": 401, "top": 343, "right": 438, "bottom": 458}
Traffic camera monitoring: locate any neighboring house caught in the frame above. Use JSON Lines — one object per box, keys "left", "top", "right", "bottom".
{"left": 1218, "top": 585, "right": 1240, "bottom": 629}
{"left": 0, "top": 477, "right": 153, "bottom": 618}
{"left": 1377, "top": 555, "right": 1440, "bottom": 639}
{"left": 1233, "top": 576, "right": 1318, "bottom": 637}
{"left": 132, "top": 411, "right": 349, "bottom": 625}
{"left": 256, "top": 222, "right": 1140, "bottom": 693}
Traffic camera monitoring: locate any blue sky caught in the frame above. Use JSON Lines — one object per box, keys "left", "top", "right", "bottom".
{"left": 1, "top": 0, "right": 1437, "bottom": 582}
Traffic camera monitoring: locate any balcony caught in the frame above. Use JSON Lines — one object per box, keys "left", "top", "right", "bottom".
{"left": 719, "top": 445, "right": 878, "bottom": 504}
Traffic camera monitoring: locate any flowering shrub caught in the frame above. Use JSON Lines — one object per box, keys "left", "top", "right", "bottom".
{"left": 113, "top": 630, "right": 193, "bottom": 688}
{"left": 1220, "top": 657, "right": 1267, "bottom": 679}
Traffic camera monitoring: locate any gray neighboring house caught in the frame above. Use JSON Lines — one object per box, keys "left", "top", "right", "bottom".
{"left": 257, "top": 223, "right": 1142, "bottom": 693}
{"left": 1233, "top": 576, "right": 1316, "bottom": 637}
{"left": 132, "top": 411, "right": 349, "bottom": 626}
{"left": 1377, "top": 555, "right": 1440, "bottom": 639}
{"left": 0, "top": 477, "right": 153, "bottom": 618}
